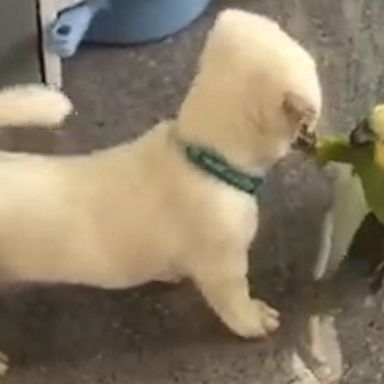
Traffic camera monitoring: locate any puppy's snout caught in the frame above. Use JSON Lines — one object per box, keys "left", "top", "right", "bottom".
{"left": 292, "top": 126, "right": 317, "bottom": 151}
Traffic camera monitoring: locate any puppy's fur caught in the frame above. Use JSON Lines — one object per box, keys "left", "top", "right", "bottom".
{"left": 0, "top": 84, "right": 72, "bottom": 127}
{"left": 0, "top": 9, "right": 321, "bottom": 365}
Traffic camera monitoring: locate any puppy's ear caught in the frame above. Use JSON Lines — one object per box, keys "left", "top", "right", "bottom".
{"left": 282, "top": 91, "right": 316, "bottom": 132}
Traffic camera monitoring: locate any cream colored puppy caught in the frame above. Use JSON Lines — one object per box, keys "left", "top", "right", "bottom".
{"left": 0, "top": 9, "right": 321, "bottom": 364}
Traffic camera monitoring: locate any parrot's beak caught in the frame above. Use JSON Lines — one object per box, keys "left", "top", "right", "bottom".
{"left": 350, "top": 118, "right": 376, "bottom": 146}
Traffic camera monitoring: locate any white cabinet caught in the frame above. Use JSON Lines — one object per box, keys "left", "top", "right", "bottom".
{"left": 37, "top": 0, "right": 84, "bottom": 88}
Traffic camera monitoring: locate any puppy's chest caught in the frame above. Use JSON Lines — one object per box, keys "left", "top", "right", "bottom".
{"left": 188, "top": 189, "right": 258, "bottom": 246}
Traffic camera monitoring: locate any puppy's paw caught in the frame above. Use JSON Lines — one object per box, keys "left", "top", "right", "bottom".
{"left": 154, "top": 272, "right": 182, "bottom": 284}
{"left": 226, "top": 299, "right": 280, "bottom": 338}
{"left": 0, "top": 351, "right": 9, "bottom": 376}
{"left": 312, "top": 363, "right": 339, "bottom": 384}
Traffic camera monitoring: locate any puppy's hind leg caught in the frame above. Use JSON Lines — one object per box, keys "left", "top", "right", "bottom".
{"left": 191, "top": 251, "right": 280, "bottom": 338}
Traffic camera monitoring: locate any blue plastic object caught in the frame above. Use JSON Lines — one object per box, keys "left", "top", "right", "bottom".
{"left": 50, "top": 0, "right": 108, "bottom": 58}
{"left": 85, "top": 0, "right": 212, "bottom": 44}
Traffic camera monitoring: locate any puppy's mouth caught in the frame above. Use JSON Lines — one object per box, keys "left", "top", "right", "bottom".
{"left": 291, "top": 126, "right": 317, "bottom": 152}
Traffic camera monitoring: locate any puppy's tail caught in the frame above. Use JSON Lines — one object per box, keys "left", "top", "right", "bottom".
{"left": 0, "top": 84, "right": 73, "bottom": 128}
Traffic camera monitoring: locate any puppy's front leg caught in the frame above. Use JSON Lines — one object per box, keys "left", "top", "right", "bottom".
{"left": 192, "top": 253, "right": 279, "bottom": 338}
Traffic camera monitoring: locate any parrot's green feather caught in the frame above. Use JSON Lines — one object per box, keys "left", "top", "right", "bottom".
{"left": 315, "top": 137, "right": 351, "bottom": 165}
{"left": 316, "top": 137, "right": 384, "bottom": 224}
{"left": 312, "top": 106, "right": 384, "bottom": 297}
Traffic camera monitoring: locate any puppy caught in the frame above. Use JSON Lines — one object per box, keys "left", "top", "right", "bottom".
{"left": 0, "top": 9, "right": 321, "bottom": 371}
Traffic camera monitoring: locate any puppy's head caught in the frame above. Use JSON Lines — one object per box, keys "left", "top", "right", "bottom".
{"left": 179, "top": 10, "right": 322, "bottom": 172}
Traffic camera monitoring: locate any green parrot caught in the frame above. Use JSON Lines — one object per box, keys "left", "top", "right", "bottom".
{"left": 310, "top": 105, "right": 384, "bottom": 292}
{"left": 316, "top": 104, "right": 384, "bottom": 223}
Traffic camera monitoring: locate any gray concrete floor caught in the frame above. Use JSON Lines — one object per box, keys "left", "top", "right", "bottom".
{"left": 2, "top": 0, "right": 384, "bottom": 383}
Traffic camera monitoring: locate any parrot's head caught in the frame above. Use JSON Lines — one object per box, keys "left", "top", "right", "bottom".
{"left": 350, "top": 104, "right": 384, "bottom": 169}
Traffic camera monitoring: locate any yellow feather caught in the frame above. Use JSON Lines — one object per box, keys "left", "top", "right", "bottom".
{"left": 371, "top": 104, "right": 384, "bottom": 139}
{"left": 374, "top": 143, "right": 384, "bottom": 169}
{"left": 370, "top": 104, "right": 384, "bottom": 169}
